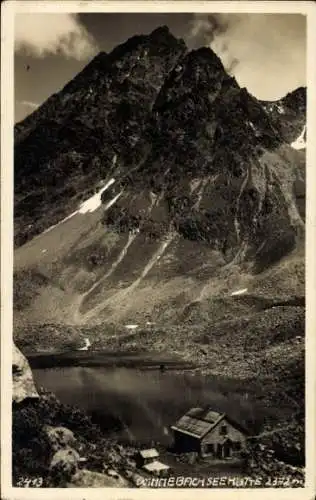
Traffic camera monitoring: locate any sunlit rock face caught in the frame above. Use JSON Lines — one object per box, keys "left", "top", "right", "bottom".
{"left": 12, "top": 343, "right": 39, "bottom": 403}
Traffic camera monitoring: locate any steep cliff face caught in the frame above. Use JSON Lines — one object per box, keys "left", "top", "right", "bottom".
{"left": 14, "top": 27, "right": 187, "bottom": 247}
{"left": 14, "top": 26, "right": 305, "bottom": 331}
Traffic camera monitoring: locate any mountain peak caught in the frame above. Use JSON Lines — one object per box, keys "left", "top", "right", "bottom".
{"left": 150, "top": 25, "right": 172, "bottom": 37}
{"left": 189, "top": 46, "right": 225, "bottom": 68}
{"left": 149, "top": 25, "right": 183, "bottom": 43}
{"left": 106, "top": 24, "right": 186, "bottom": 63}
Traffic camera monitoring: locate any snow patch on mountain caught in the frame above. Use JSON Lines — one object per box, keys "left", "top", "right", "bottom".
{"left": 231, "top": 288, "right": 248, "bottom": 296}
{"left": 40, "top": 178, "right": 116, "bottom": 236}
{"left": 78, "top": 338, "right": 91, "bottom": 351}
{"left": 78, "top": 178, "right": 115, "bottom": 214}
{"left": 291, "top": 125, "right": 306, "bottom": 150}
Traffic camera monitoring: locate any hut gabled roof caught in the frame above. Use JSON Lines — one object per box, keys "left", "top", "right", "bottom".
{"left": 171, "top": 409, "right": 224, "bottom": 439}
{"left": 171, "top": 407, "right": 249, "bottom": 439}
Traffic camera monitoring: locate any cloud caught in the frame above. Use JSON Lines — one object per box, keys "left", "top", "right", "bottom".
{"left": 19, "top": 100, "right": 39, "bottom": 109}
{"left": 15, "top": 13, "right": 98, "bottom": 60}
{"left": 187, "top": 14, "right": 306, "bottom": 100}
{"left": 15, "top": 100, "right": 41, "bottom": 123}
{"left": 188, "top": 14, "right": 241, "bottom": 74}
{"left": 187, "top": 14, "right": 238, "bottom": 74}
{"left": 188, "top": 14, "right": 230, "bottom": 43}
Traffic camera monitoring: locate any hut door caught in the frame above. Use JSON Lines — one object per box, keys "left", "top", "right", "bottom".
{"left": 218, "top": 442, "right": 232, "bottom": 459}
{"left": 224, "top": 441, "right": 232, "bottom": 458}
{"left": 217, "top": 444, "right": 224, "bottom": 459}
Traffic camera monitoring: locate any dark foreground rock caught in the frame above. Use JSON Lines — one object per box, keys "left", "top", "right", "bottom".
{"left": 12, "top": 364, "right": 133, "bottom": 488}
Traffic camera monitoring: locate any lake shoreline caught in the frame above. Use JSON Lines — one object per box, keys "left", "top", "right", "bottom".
{"left": 25, "top": 349, "right": 198, "bottom": 370}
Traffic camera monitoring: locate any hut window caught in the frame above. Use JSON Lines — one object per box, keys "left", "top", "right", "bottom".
{"left": 220, "top": 425, "right": 227, "bottom": 435}
{"left": 234, "top": 441, "right": 241, "bottom": 450}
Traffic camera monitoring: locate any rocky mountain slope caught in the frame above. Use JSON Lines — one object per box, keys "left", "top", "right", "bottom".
{"left": 14, "top": 27, "right": 305, "bottom": 330}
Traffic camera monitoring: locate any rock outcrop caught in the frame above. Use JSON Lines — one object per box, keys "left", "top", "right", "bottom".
{"left": 47, "top": 428, "right": 129, "bottom": 487}
{"left": 12, "top": 343, "right": 39, "bottom": 403}
{"left": 43, "top": 418, "right": 128, "bottom": 486}
{"left": 49, "top": 447, "right": 80, "bottom": 478}
{"left": 67, "top": 468, "right": 129, "bottom": 487}
{"left": 44, "top": 425, "right": 77, "bottom": 452}
{"left": 261, "top": 87, "right": 306, "bottom": 143}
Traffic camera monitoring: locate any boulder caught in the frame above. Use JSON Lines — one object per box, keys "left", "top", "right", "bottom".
{"left": 44, "top": 425, "right": 77, "bottom": 452}
{"left": 12, "top": 343, "right": 39, "bottom": 403}
{"left": 49, "top": 447, "right": 80, "bottom": 482}
{"left": 67, "top": 468, "right": 129, "bottom": 487}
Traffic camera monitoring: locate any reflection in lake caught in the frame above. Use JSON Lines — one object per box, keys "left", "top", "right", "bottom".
{"left": 32, "top": 366, "right": 256, "bottom": 446}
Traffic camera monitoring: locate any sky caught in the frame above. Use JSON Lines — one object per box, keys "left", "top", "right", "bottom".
{"left": 14, "top": 13, "right": 306, "bottom": 123}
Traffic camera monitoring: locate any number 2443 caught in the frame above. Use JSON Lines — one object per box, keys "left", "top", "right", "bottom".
{"left": 16, "top": 477, "right": 43, "bottom": 488}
